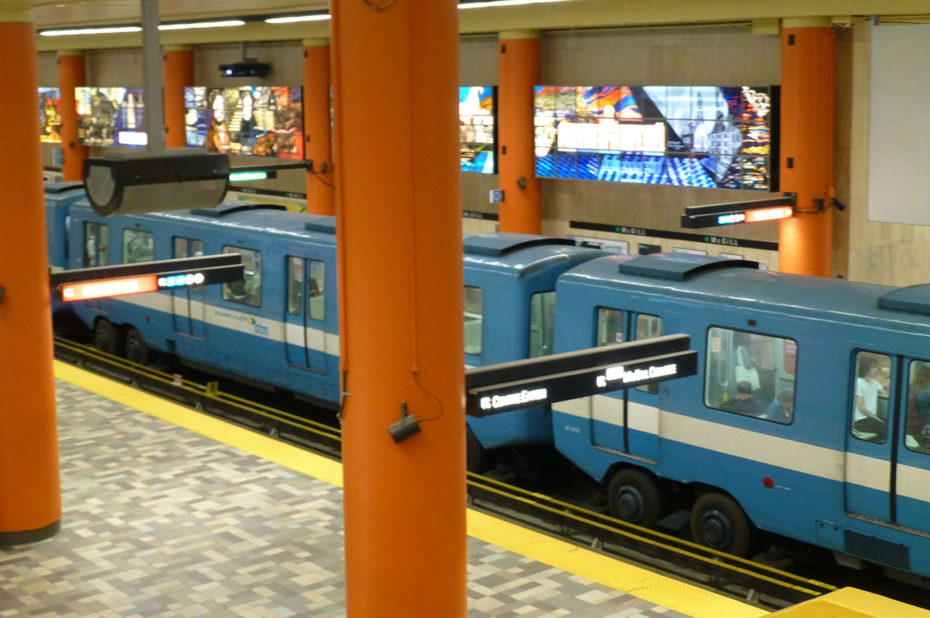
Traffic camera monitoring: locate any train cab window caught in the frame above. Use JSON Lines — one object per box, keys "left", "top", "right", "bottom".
{"left": 635, "top": 314, "right": 663, "bottom": 341}
{"left": 464, "top": 286, "right": 482, "bottom": 355}
{"left": 597, "top": 308, "right": 625, "bottom": 345}
{"left": 309, "top": 260, "right": 325, "bottom": 320}
{"left": 634, "top": 313, "right": 663, "bottom": 393}
{"left": 596, "top": 310, "right": 664, "bottom": 393}
{"left": 222, "top": 246, "right": 261, "bottom": 307}
{"left": 289, "top": 258, "right": 325, "bottom": 320}
{"left": 851, "top": 351, "right": 891, "bottom": 443}
{"left": 84, "top": 222, "right": 108, "bottom": 267}
{"left": 122, "top": 229, "right": 154, "bottom": 264}
{"left": 705, "top": 327, "right": 797, "bottom": 424}
{"left": 905, "top": 360, "right": 930, "bottom": 454}
{"left": 287, "top": 257, "right": 304, "bottom": 316}
{"left": 174, "top": 237, "right": 203, "bottom": 291}
{"left": 173, "top": 237, "right": 203, "bottom": 259}
{"left": 529, "top": 291, "right": 555, "bottom": 358}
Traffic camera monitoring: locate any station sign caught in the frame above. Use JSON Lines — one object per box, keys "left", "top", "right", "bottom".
{"left": 466, "top": 335, "right": 697, "bottom": 417}
{"left": 680, "top": 195, "right": 795, "bottom": 229}
{"left": 50, "top": 254, "right": 243, "bottom": 302}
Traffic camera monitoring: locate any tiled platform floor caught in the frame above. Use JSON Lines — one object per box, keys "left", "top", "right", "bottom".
{"left": 0, "top": 379, "right": 696, "bottom": 617}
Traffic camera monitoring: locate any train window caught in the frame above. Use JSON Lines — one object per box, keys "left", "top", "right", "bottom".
{"left": 597, "top": 308, "right": 625, "bottom": 345}
{"left": 287, "top": 257, "right": 303, "bottom": 316}
{"left": 634, "top": 314, "right": 663, "bottom": 394}
{"left": 851, "top": 351, "right": 891, "bottom": 443}
{"left": 464, "top": 286, "right": 482, "bottom": 355}
{"left": 222, "top": 246, "right": 261, "bottom": 307}
{"left": 83, "top": 222, "right": 108, "bottom": 267}
{"left": 635, "top": 314, "right": 662, "bottom": 340}
{"left": 309, "top": 260, "right": 325, "bottom": 320}
{"left": 905, "top": 360, "right": 930, "bottom": 454}
{"left": 705, "top": 327, "right": 796, "bottom": 424}
{"left": 122, "top": 229, "right": 154, "bottom": 264}
{"left": 174, "top": 237, "right": 203, "bottom": 291}
{"left": 529, "top": 291, "right": 555, "bottom": 358}
{"left": 173, "top": 237, "right": 203, "bottom": 259}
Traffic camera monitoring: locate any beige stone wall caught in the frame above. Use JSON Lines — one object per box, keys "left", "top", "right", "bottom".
{"left": 844, "top": 22, "right": 930, "bottom": 286}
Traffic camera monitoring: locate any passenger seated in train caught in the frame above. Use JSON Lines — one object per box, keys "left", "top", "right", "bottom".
{"left": 762, "top": 388, "right": 794, "bottom": 424}
{"left": 852, "top": 356, "right": 887, "bottom": 442}
{"left": 720, "top": 381, "right": 760, "bottom": 415}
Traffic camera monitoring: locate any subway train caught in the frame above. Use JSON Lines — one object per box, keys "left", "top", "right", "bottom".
{"left": 46, "top": 183, "right": 930, "bottom": 581}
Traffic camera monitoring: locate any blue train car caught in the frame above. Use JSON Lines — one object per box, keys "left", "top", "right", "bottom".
{"left": 462, "top": 235, "right": 603, "bottom": 467}
{"left": 63, "top": 203, "right": 603, "bottom": 423}
{"left": 549, "top": 252, "right": 930, "bottom": 577}
{"left": 66, "top": 199, "right": 341, "bottom": 407}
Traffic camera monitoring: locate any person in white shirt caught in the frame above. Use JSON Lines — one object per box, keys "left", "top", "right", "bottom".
{"left": 853, "top": 357, "right": 886, "bottom": 441}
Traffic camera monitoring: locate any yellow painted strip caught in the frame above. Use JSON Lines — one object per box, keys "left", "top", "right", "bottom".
{"left": 56, "top": 360, "right": 765, "bottom": 617}
{"left": 467, "top": 508, "right": 768, "bottom": 618}
{"left": 53, "top": 361, "right": 344, "bottom": 487}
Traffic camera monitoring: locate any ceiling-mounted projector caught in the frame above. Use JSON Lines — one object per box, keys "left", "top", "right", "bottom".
{"left": 220, "top": 61, "right": 270, "bottom": 78}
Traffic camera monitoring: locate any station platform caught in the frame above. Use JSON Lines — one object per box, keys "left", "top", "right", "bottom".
{"left": 0, "top": 363, "right": 848, "bottom": 616}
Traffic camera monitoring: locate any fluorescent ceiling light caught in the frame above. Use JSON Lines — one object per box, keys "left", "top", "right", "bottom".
{"left": 458, "top": 0, "right": 569, "bottom": 8}
{"left": 158, "top": 20, "right": 245, "bottom": 31}
{"left": 265, "top": 14, "right": 331, "bottom": 24}
{"left": 40, "top": 19, "right": 245, "bottom": 36}
{"left": 40, "top": 26, "right": 142, "bottom": 36}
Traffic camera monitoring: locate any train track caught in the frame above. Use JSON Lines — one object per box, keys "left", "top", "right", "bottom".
{"left": 54, "top": 336, "right": 835, "bottom": 611}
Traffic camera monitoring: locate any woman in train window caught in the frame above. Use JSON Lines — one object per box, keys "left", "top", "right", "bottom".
{"left": 852, "top": 356, "right": 887, "bottom": 441}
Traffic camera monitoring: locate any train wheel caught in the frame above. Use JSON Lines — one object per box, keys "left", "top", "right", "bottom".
{"left": 689, "top": 492, "right": 753, "bottom": 557}
{"left": 124, "top": 328, "right": 150, "bottom": 365}
{"left": 607, "top": 468, "right": 664, "bottom": 527}
{"left": 93, "top": 319, "right": 121, "bottom": 356}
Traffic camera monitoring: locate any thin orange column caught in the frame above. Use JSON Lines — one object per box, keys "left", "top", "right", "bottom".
{"left": 0, "top": 3, "right": 61, "bottom": 545}
{"left": 303, "top": 38, "right": 335, "bottom": 215}
{"left": 497, "top": 31, "right": 542, "bottom": 234}
{"left": 778, "top": 19, "right": 835, "bottom": 276}
{"left": 331, "top": 0, "right": 465, "bottom": 616}
{"left": 57, "top": 50, "right": 87, "bottom": 181}
{"left": 163, "top": 46, "right": 194, "bottom": 149}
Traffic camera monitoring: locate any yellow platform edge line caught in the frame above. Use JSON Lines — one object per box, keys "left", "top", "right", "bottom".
{"left": 55, "top": 360, "right": 768, "bottom": 618}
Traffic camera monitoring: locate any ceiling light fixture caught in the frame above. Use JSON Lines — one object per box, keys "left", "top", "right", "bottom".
{"left": 158, "top": 19, "right": 246, "bottom": 30}
{"left": 40, "top": 25, "right": 142, "bottom": 36}
{"left": 264, "top": 14, "right": 331, "bottom": 24}
{"left": 458, "top": 0, "right": 569, "bottom": 8}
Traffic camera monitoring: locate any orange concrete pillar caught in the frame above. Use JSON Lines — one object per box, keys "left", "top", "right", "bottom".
{"left": 778, "top": 19, "right": 835, "bottom": 276}
{"left": 303, "top": 38, "right": 335, "bottom": 215}
{"left": 331, "top": 0, "right": 466, "bottom": 616}
{"left": 163, "top": 46, "right": 194, "bottom": 149}
{"left": 57, "top": 50, "right": 87, "bottom": 181}
{"left": 497, "top": 31, "right": 542, "bottom": 234}
{"left": 0, "top": 2, "right": 62, "bottom": 545}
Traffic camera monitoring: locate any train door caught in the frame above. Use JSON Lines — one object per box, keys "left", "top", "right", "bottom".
{"left": 590, "top": 307, "right": 663, "bottom": 461}
{"left": 171, "top": 237, "right": 205, "bottom": 338}
{"left": 844, "top": 351, "right": 896, "bottom": 523}
{"left": 284, "top": 256, "right": 327, "bottom": 372}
